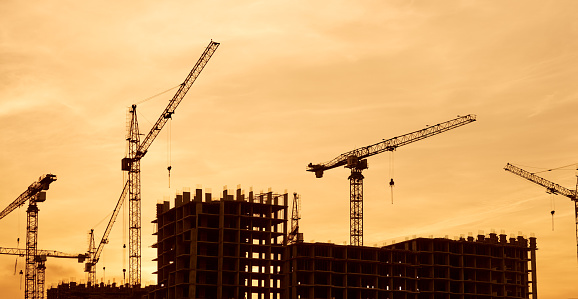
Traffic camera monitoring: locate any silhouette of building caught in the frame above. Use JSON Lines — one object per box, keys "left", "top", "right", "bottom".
{"left": 149, "top": 188, "right": 288, "bottom": 299}
{"left": 148, "top": 187, "right": 537, "bottom": 299}
{"left": 287, "top": 235, "right": 537, "bottom": 299}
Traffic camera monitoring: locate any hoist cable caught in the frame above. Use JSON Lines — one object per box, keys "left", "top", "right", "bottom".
{"left": 134, "top": 84, "right": 181, "bottom": 105}
{"left": 167, "top": 119, "right": 172, "bottom": 188}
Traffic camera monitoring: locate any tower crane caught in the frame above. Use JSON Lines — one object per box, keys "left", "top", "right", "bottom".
{"left": 504, "top": 163, "right": 578, "bottom": 257}
{"left": 307, "top": 115, "right": 476, "bottom": 246}
{"left": 0, "top": 174, "right": 57, "bottom": 299}
{"left": 85, "top": 40, "right": 219, "bottom": 286}
{"left": 0, "top": 247, "right": 87, "bottom": 299}
{"left": 288, "top": 193, "right": 302, "bottom": 244}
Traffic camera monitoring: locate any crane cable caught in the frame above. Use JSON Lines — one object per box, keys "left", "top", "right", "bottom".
{"left": 534, "top": 163, "right": 577, "bottom": 174}
{"left": 123, "top": 179, "right": 127, "bottom": 283}
{"left": 134, "top": 84, "right": 181, "bottom": 105}
{"left": 15, "top": 206, "right": 20, "bottom": 275}
{"left": 550, "top": 193, "right": 556, "bottom": 231}
{"left": 511, "top": 162, "right": 577, "bottom": 174}
{"left": 167, "top": 118, "right": 172, "bottom": 188}
{"left": 389, "top": 151, "right": 395, "bottom": 204}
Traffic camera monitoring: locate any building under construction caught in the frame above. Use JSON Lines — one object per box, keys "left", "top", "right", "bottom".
{"left": 286, "top": 236, "right": 537, "bottom": 299}
{"left": 145, "top": 187, "right": 537, "bottom": 299}
{"left": 149, "top": 188, "right": 288, "bottom": 299}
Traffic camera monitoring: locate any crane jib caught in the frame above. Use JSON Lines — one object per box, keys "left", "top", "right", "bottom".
{"left": 0, "top": 174, "right": 57, "bottom": 221}
{"left": 307, "top": 114, "right": 476, "bottom": 173}
{"left": 504, "top": 163, "right": 578, "bottom": 200}
{"left": 136, "top": 41, "right": 220, "bottom": 158}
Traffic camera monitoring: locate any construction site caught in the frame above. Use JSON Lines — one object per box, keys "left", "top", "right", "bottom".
{"left": 145, "top": 187, "right": 537, "bottom": 299}
{"left": 4, "top": 40, "right": 576, "bottom": 299}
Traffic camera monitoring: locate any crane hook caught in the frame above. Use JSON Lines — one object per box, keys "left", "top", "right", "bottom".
{"left": 168, "top": 166, "right": 172, "bottom": 188}
{"left": 389, "top": 178, "right": 395, "bottom": 204}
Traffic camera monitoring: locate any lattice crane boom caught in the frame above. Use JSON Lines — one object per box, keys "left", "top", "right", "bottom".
{"left": 307, "top": 114, "right": 477, "bottom": 177}
{"left": 504, "top": 163, "right": 578, "bottom": 257}
{"left": 135, "top": 40, "right": 220, "bottom": 160}
{"left": 0, "top": 174, "right": 57, "bottom": 221}
{"left": 504, "top": 163, "right": 577, "bottom": 198}
{"left": 0, "top": 247, "right": 87, "bottom": 261}
{"left": 94, "top": 181, "right": 128, "bottom": 265}
{"left": 307, "top": 115, "right": 476, "bottom": 246}
{"left": 84, "top": 181, "right": 129, "bottom": 284}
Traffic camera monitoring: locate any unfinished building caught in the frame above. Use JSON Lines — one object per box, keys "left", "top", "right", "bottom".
{"left": 149, "top": 188, "right": 288, "bottom": 299}
{"left": 286, "top": 235, "right": 537, "bottom": 299}
{"left": 149, "top": 188, "right": 537, "bottom": 299}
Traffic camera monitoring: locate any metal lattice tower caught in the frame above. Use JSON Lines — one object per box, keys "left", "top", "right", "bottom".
{"left": 87, "top": 230, "right": 96, "bottom": 285}
{"left": 348, "top": 167, "right": 365, "bottom": 246}
{"left": 25, "top": 201, "right": 39, "bottom": 299}
{"left": 288, "top": 193, "right": 302, "bottom": 244}
{"left": 127, "top": 105, "right": 142, "bottom": 285}
{"left": 36, "top": 259, "right": 46, "bottom": 299}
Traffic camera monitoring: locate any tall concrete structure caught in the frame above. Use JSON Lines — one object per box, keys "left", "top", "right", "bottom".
{"left": 150, "top": 188, "right": 288, "bottom": 299}
{"left": 286, "top": 235, "right": 537, "bottom": 299}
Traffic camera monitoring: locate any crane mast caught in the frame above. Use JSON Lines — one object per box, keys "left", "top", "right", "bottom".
{"left": 504, "top": 163, "right": 578, "bottom": 257}
{"left": 85, "top": 41, "right": 219, "bottom": 287}
{"left": 307, "top": 115, "right": 476, "bottom": 246}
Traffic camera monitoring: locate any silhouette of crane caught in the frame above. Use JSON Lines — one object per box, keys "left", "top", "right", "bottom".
{"left": 0, "top": 247, "right": 87, "bottom": 299}
{"left": 84, "top": 41, "right": 219, "bottom": 286}
{"left": 307, "top": 115, "right": 476, "bottom": 246}
{"left": 504, "top": 163, "right": 578, "bottom": 257}
{"left": 288, "top": 193, "right": 302, "bottom": 244}
{"left": 0, "top": 174, "right": 57, "bottom": 299}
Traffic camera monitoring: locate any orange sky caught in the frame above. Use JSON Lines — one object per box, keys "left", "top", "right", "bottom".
{"left": 1, "top": 1, "right": 577, "bottom": 298}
